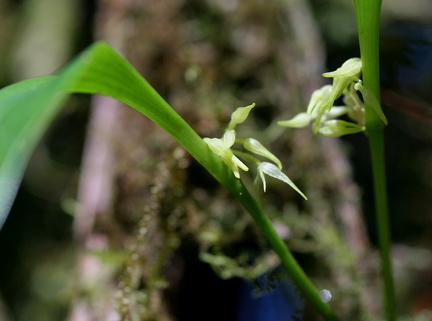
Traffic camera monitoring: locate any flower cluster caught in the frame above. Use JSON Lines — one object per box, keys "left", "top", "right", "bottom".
{"left": 203, "top": 104, "right": 307, "bottom": 199}
{"left": 278, "top": 58, "right": 387, "bottom": 137}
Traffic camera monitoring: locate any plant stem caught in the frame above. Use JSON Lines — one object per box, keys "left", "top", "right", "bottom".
{"left": 352, "top": 1, "right": 396, "bottom": 320}
{"left": 241, "top": 190, "right": 340, "bottom": 321}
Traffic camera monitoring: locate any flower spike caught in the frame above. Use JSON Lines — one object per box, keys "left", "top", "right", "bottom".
{"left": 278, "top": 56, "right": 386, "bottom": 137}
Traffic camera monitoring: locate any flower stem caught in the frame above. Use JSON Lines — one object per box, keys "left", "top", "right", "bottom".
{"left": 241, "top": 190, "right": 340, "bottom": 321}
{"left": 352, "top": 1, "right": 396, "bottom": 320}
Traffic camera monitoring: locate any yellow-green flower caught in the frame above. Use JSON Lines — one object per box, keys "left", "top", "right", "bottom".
{"left": 204, "top": 130, "right": 248, "bottom": 179}
{"left": 322, "top": 57, "right": 362, "bottom": 105}
{"left": 204, "top": 103, "right": 307, "bottom": 199}
{"left": 278, "top": 57, "right": 388, "bottom": 137}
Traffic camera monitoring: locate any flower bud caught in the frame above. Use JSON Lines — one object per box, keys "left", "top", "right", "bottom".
{"left": 227, "top": 103, "right": 255, "bottom": 130}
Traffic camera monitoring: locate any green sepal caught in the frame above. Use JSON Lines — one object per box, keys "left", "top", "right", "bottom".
{"left": 243, "top": 138, "right": 282, "bottom": 170}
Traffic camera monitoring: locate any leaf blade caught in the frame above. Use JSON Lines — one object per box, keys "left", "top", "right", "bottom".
{"left": 0, "top": 76, "right": 69, "bottom": 228}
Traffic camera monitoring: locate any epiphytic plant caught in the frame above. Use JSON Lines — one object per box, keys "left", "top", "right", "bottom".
{"left": 0, "top": 0, "right": 399, "bottom": 320}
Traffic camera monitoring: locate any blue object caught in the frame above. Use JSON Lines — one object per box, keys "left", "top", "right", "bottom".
{"left": 236, "top": 270, "right": 304, "bottom": 321}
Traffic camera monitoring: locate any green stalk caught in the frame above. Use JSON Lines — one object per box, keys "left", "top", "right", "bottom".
{"left": 240, "top": 191, "right": 340, "bottom": 321}
{"left": 352, "top": 1, "right": 396, "bottom": 320}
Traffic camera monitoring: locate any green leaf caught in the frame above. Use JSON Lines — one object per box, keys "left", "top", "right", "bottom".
{"left": 0, "top": 76, "right": 70, "bottom": 228}
{"left": 0, "top": 42, "right": 337, "bottom": 320}
{"left": 0, "top": 42, "right": 252, "bottom": 229}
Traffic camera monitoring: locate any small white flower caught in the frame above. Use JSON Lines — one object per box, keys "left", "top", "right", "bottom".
{"left": 204, "top": 103, "right": 307, "bottom": 198}
{"left": 278, "top": 85, "right": 333, "bottom": 134}
{"left": 278, "top": 57, "right": 386, "bottom": 137}
{"left": 306, "top": 85, "right": 333, "bottom": 116}
{"left": 323, "top": 58, "right": 362, "bottom": 104}
{"left": 204, "top": 130, "right": 249, "bottom": 178}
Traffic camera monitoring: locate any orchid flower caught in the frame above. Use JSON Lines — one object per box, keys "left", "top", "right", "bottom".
{"left": 278, "top": 57, "right": 386, "bottom": 137}
{"left": 203, "top": 130, "right": 248, "bottom": 179}
{"left": 203, "top": 104, "right": 307, "bottom": 199}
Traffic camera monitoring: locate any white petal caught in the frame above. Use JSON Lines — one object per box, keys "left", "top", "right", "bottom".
{"left": 328, "top": 76, "right": 349, "bottom": 104}
{"left": 231, "top": 155, "right": 249, "bottom": 172}
{"left": 318, "top": 120, "right": 365, "bottom": 137}
{"left": 278, "top": 113, "right": 312, "bottom": 128}
{"left": 322, "top": 58, "right": 361, "bottom": 78}
{"left": 258, "top": 162, "right": 307, "bottom": 199}
{"left": 203, "top": 137, "right": 224, "bottom": 155}
{"left": 307, "top": 85, "right": 332, "bottom": 115}
{"left": 243, "top": 138, "right": 282, "bottom": 169}
{"left": 222, "top": 129, "right": 236, "bottom": 148}
{"left": 258, "top": 167, "right": 267, "bottom": 192}
{"left": 324, "top": 106, "right": 349, "bottom": 120}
